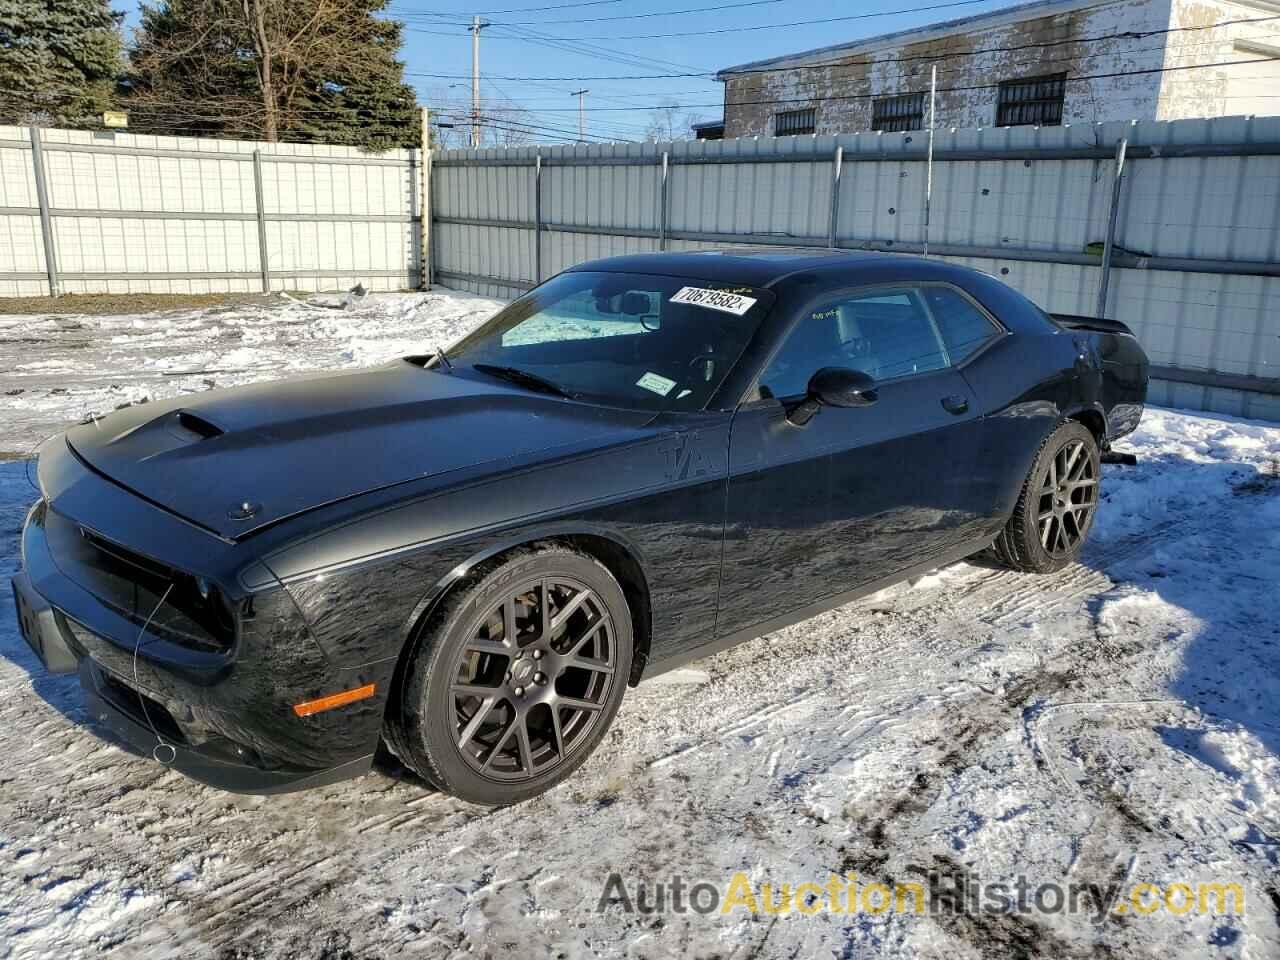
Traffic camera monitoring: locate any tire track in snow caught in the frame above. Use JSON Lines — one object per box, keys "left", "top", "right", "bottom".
{"left": 209, "top": 499, "right": 1195, "bottom": 956}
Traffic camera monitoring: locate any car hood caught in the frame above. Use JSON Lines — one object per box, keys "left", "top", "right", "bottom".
{"left": 63, "top": 361, "right": 654, "bottom": 540}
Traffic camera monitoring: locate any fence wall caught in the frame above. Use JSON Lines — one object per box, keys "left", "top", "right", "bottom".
{"left": 0, "top": 126, "right": 421, "bottom": 297}
{"left": 433, "top": 117, "right": 1280, "bottom": 421}
{"left": 4, "top": 119, "right": 1279, "bottom": 420}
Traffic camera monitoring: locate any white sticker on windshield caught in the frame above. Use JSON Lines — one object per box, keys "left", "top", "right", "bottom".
{"left": 636, "top": 371, "right": 677, "bottom": 396}
{"left": 669, "top": 286, "right": 758, "bottom": 316}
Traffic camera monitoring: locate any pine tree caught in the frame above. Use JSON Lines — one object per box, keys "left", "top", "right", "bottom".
{"left": 126, "top": 0, "right": 419, "bottom": 151}
{"left": 0, "top": 0, "right": 123, "bottom": 126}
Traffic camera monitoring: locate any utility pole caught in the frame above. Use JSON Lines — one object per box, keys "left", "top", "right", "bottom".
{"left": 924, "top": 63, "right": 937, "bottom": 258}
{"left": 470, "top": 16, "right": 489, "bottom": 148}
{"left": 570, "top": 89, "right": 589, "bottom": 142}
{"left": 419, "top": 106, "right": 431, "bottom": 290}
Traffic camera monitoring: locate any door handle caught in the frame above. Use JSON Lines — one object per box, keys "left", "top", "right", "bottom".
{"left": 941, "top": 395, "right": 969, "bottom": 415}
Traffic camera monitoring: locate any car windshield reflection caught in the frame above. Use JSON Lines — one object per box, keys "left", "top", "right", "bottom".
{"left": 445, "top": 271, "right": 775, "bottom": 411}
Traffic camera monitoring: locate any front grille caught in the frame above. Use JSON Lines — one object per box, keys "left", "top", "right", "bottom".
{"left": 45, "top": 512, "right": 236, "bottom": 653}
{"left": 80, "top": 528, "right": 175, "bottom": 585}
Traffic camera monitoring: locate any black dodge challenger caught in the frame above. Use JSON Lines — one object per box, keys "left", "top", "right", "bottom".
{"left": 11, "top": 251, "right": 1148, "bottom": 804}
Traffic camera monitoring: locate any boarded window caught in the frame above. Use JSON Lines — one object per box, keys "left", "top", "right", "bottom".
{"left": 997, "top": 73, "right": 1067, "bottom": 127}
{"left": 872, "top": 92, "right": 926, "bottom": 132}
{"left": 774, "top": 108, "right": 816, "bottom": 136}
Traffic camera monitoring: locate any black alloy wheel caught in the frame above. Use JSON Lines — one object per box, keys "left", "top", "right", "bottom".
{"left": 450, "top": 575, "right": 617, "bottom": 781}
{"left": 994, "top": 420, "right": 1102, "bottom": 574}
{"left": 385, "top": 546, "right": 633, "bottom": 805}
{"left": 1037, "top": 437, "right": 1099, "bottom": 558}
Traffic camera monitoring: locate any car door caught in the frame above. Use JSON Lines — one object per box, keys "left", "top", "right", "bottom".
{"left": 715, "top": 283, "right": 995, "bottom": 641}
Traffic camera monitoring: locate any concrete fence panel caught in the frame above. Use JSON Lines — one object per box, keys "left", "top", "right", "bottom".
{"left": 0, "top": 125, "right": 422, "bottom": 297}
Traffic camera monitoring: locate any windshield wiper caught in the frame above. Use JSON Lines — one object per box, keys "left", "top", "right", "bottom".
{"left": 471, "top": 363, "right": 579, "bottom": 400}
{"left": 432, "top": 346, "right": 453, "bottom": 371}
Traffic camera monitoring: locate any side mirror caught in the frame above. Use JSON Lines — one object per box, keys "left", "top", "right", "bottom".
{"left": 786, "top": 367, "right": 878, "bottom": 426}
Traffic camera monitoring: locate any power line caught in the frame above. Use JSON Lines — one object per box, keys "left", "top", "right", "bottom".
{"left": 465, "top": 20, "right": 706, "bottom": 131}
{"left": 404, "top": 10, "right": 688, "bottom": 137}
{"left": 479, "top": 77, "right": 638, "bottom": 140}
{"left": 19, "top": 20, "right": 1277, "bottom": 145}
{"left": 402, "top": 0, "right": 995, "bottom": 40}
{"left": 399, "top": 10, "right": 1280, "bottom": 78}
{"left": 30, "top": 27, "right": 1280, "bottom": 126}
{"left": 422, "top": 41, "right": 1280, "bottom": 140}
{"left": 21, "top": 37, "right": 1276, "bottom": 131}
{"left": 390, "top": 0, "right": 626, "bottom": 14}
{"left": 713, "top": 13, "right": 1280, "bottom": 78}
{"left": 468, "top": 116, "right": 596, "bottom": 143}
{"left": 713, "top": 29, "right": 1280, "bottom": 100}
{"left": 488, "top": 20, "right": 711, "bottom": 74}
{"left": 427, "top": 54, "right": 1280, "bottom": 112}
{"left": 480, "top": 76, "right": 657, "bottom": 135}
{"left": 400, "top": 0, "right": 795, "bottom": 26}
{"left": 436, "top": 102, "right": 621, "bottom": 141}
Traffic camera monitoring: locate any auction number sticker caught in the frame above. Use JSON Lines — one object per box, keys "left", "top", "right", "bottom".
{"left": 670, "top": 286, "right": 758, "bottom": 316}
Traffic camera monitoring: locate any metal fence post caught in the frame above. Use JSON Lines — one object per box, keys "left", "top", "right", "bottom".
{"left": 252, "top": 150, "right": 270, "bottom": 293}
{"left": 29, "top": 126, "right": 59, "bottom": 297}
{"left": 427, "top": 106, "right": 437, "bottom": 289}
{"left": 1096, "top": 137, "right": 1128, "bottom": 318}
{"left": 534, "top": 153, "right": 543, "bottom": 284}
{"left": 828, "top": 145, "right": 843, "bottom": 249}
{"left": 658, "top": 152, "right": 669, "bottom": 251}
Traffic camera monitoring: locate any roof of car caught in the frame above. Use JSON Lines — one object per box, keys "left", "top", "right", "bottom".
{"left": 567, "top": 249, "right": 900, "bottom": 288}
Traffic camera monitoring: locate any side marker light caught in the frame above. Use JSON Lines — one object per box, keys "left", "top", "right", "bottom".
{"left": 293, "top": 683, "right": 376, "bottom": 717}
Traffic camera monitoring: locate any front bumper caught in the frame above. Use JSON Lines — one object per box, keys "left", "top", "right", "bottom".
{"left": 13, "top": 442, "right": 390, "bottom": 794}
{"left": 79, "top": 657, "right": 373, "bottom": 793}
{"left": 13, "top": 551, "right": 378, "bottom": 794}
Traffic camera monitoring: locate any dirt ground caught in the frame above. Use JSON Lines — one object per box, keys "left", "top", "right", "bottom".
{"left": 0, "top": 292, "right": 292, "bottom": 316}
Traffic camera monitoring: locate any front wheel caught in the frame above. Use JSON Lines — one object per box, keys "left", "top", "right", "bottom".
{"left": 993, "top": 421, "right": 1101, "bottom": 574}
{"left": 385, "top": 546, "right": 633, "bottom": 805}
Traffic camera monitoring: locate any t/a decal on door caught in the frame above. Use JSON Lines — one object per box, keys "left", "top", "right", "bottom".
{"left": 660, "top": 433, "right": 713, "bottom": 483}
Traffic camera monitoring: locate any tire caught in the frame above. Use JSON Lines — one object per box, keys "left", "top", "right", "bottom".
{"left": 385, "top": 545, "right": 633, "bottom": 805}
{"left": 993, "top": 421, "right": 1101, "bottom": 574}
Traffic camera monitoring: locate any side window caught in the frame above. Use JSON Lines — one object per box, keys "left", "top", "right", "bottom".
{"left": 922, "top": 286, "right": 1001, "bottom": 364}
{"left": 759, "top": 288, "right": 948, "bottom": 399}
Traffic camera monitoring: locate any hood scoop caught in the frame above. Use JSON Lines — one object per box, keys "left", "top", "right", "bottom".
{"left": 173, "top": 411, "right": 225, "bottom": 441}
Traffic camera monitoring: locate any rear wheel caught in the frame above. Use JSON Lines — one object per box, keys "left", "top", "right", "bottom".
{"left": 994, "top": 421, "right": 1101, "bottom": 574}
{"left": 386, "top": 546, "right": 633, "bottom": 805}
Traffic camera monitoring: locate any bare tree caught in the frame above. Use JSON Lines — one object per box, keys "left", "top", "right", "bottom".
{"left": 425, "top": 85, "right": 539, "bottom": 147}
{"left": 644, "top": 99, "right": 703, "bottom": 142}
{"left": 485, "top": 97, "right": 539, "bottom": 146}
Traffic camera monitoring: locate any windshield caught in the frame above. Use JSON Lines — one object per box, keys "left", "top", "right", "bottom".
{"left": 444, "top": 271, "right": 775, "bottom": 411}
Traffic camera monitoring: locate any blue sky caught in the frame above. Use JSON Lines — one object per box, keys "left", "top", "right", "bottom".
{"left": 118, "top": 0, "right": 1021, "bottom": 143}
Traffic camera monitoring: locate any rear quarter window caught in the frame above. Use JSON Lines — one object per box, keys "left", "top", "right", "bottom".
{"left": 958, "top": 272, "right": 1058, "bottom": 335}
{"left": 922, "top": 286, "right": 1001, "bottom": 363}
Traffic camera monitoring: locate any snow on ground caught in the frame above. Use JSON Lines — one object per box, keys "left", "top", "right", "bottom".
{"left": 0, "top": 292, "right": 1278, "bottom": 959}
{"left": 0, "top": 289, "right": 505, "bottom": 456}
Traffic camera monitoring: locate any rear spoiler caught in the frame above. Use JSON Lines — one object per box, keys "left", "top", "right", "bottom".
{"left": 1050, "top": 313, "right": 1135, "bottom": 337}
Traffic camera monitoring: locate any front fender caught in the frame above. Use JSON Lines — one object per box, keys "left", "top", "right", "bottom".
{"left": 267, "top": 420, "right": 730, "bottom": 668}
{"left": 392, "top": 520, "right": 652, "bottom": 659}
